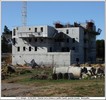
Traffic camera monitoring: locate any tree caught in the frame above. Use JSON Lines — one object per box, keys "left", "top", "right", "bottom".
{"left": 3, "top": 25, "right": 11, "bottom": 34}
{"left": 1, "top": 25, "right": 12, "bottom": 53}
{"left": 96, "top": 39, "right": 105, "bottom": 61}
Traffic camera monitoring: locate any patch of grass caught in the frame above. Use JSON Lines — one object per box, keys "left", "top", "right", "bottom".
{"left": 76, "top": 87, "right": 85, "bottom": 90}
{"left": 2, "top": 67, "right": 105, "bottom": 97}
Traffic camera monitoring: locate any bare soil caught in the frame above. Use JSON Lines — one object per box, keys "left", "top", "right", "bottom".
{"left": 1, "top": 67, "right": 105, "bottom": 97}
{"left": 2, "top": 78, "right": 105, "bottom": 97}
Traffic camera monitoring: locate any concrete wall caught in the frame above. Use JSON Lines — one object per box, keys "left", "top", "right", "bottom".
{"left": 56, "top": 27, "right": 80, "bottom": 51}
{"left": 79, "top": 27, "right": 84, "bottom": 63}
{"left": 56, "top": 27, "right": 80, "bottom": 42}
{"left": 56, "top": 27, "right": 85, "bottom": 64}
{"left": 70, "top": 50, "right": 80, "bottom": 64}
{"left": 12, "top": 52, "right": 71, "bottom": 67}
{"left": 88, "top": 34, "right": 96, "bottom": 63}
{"left": 47, "top": 26, "right": 56, "bottom": 37}
{"left": 12, "top": 38, "right": 48, "bottom": 54}
{"left": 12, "top": 27, "right": 85, "bottom": 66}
{"left": 12, "top": 26, "right": 55, "bottom": 38}
{"left": 12, "top": 24, "right": 97, "bottom": 66}
{"left": 12, "top": 37, "right": 58, "bottom": 54}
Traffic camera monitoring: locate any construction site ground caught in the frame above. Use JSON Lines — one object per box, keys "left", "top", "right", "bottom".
{"left": 1, "top": 67, "right": 105, "bottom": 97}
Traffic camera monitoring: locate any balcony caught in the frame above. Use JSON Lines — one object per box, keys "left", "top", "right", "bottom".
{"left": 18, "top": 32, "right": 46, "bottom": 38}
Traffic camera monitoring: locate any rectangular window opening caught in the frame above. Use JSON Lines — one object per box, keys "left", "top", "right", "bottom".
{"left": 41, "top": 38, "right": 43, "bottom": 42}
{"left": 50, "top": 47, "right": 52, "bottom": 52}
{"left": 41, "top": 27, "right": 43, "bottom": 32}
{"left": 35, "top": 47, "right": 37, "bottom": 51}
{"left": 13, "top": 38, "right": 16, "bottom": 45}
{"left": 72, "top": 38, "right": 75, "bottom": 43}
{"left": 35, "top": 28, "right": 37, "bottom": 32}
{"left": 23, "top": 47, "right": 25, "bottom": 51}
{"left": 66, "top": 29, "right": 69, "bottom": 34}
{"left": 17, "top": 47, "right": 20, "bottom": 52}
{"left": 29, "top": 47, "right": 31, "bottom": 51}
{"left": 76, "top": 58, "right": 79, "bottom": 63}
{"left": 13, "top": 29, "right": 15, "bottom": 36}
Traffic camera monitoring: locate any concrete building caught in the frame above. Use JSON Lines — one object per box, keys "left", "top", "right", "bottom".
{"left": 12, "top": 21, "right": 100, "bottom": 67}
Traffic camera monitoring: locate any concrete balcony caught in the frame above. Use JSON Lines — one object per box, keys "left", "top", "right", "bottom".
{"left": 18, "top": 32, "right": 47, "bottom": 38}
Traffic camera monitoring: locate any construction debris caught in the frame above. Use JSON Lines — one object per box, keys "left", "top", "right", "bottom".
{"left": 52, "top": 64, "right": 105, "bottom": 80}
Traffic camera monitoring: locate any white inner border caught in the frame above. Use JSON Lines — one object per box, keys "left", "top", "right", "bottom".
{"left": 0, "top": 0, "right": 105, "bottom": 100}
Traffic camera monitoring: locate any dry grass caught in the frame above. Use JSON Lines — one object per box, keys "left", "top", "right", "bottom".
{"left": 80, "top": 63, "right": 105, "bottom": 68}
{"left": 2, "top": 80, "right": 104, "bottom": 97}
{"left": 1, "top": 64, "right": 105, "bottom": 97}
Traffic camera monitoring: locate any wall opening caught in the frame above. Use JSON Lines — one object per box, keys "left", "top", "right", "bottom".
{"left": 17, "top": 47, "right": 20, "bottom": 52}
{"left": 13, "top": 38, "right": 16, "bottom": 45}
{"left": 76, "top": 58, "right": 79, "bottom": 64}
{"left": 41, "top": 27, "right": 43, "bottom": 32}
{"left": 35, "top": 46, "right": 37, "bottom": 51}
{"left": 35, "top": 28, "right": 37, "bottom": 32}
{"left": 29, "top": 47, "right": 31, "bottom": 51}
{"left": 23, "top": 47, "right": 25, "bottom": 51}
{"left": 72, "top": 38, "right": 75, "bottom": 43}
{"left": 50, "top": 47, "right": 52, "bottom": 52}
{"left": 13, "top": 29, "right": 15, "bottom": 36}
{"left": 66, "top": 29, "right": 69, "bottom": 34}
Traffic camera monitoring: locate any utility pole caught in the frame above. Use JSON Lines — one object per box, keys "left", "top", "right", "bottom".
{"left": 22, "top": 1, "right": 27, "bottom": 26}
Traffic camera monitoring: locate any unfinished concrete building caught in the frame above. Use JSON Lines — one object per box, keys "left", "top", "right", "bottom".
{"left": 12, "top": 21, "right": 101, "bottom": 67}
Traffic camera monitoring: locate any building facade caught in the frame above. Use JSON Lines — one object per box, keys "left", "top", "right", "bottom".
{"left": 12, "top": 21, "right": 100, "bottom": 66}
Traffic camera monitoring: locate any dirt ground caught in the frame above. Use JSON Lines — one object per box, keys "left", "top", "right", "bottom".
{"left": 1, "top": 65, "right": 105, "bottom": 97}
{"left": 2, "top": 82, "right": 54, "bottom": 97}
{"left": 1, "top": 78, "right": 105, "bottom": 97}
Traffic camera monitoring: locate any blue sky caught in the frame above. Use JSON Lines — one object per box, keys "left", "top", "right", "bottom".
{"left": 1, "top": 1, "right": 105, "bottom": 39}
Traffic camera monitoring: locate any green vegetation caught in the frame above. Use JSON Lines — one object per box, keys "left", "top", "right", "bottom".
{"left": 1, "top": 25, "right": 12, "bottom": 53}
{"left": 3, "top": 26, "right": 12, "bottom": 34}
{"left": 96, "top": 39, "right": 105, "bottom": 62}
{"left": 2, "top": 68, "right": 105, "bottom": 97}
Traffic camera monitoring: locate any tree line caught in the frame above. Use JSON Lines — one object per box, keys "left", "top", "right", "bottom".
{"left": 96, "top": 39, "right": 105, "bottom": 61}
{"left": 1, "top": 26, "right": 12, "bottom": 53}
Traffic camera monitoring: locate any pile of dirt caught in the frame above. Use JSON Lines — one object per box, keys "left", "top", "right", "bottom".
{"left": 1, "top": 64, "right": 33, "bottom": 80}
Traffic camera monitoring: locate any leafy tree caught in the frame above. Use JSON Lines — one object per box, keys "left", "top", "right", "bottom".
{"left": 96, "top": 39, "right": 105, "bottom": 61}
{"left": 1, "top": 25, "right": 12, "bottom": 53}
{"left": 3, "top": 25, "right": 11, "bottom": 34}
